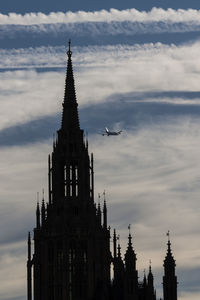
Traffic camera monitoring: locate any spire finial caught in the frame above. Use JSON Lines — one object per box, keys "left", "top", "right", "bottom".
{"left": 149, "top": 259, "right": 152, "bottom": 273}
{"left": 98, "top": 193, "right": 101, "bottom": 205}
{"left": 103, "top": 190, "right": 106, "bottom": 201}
{"left": 128, "top": 224, "right": 131, "bottom": 235}
{"left": 167, "top": 230, "right": 170, "bottom": 242}
{"left": 67, "top": 39, "right": 72, "bottom": 57}
{"left": 127, "top": 224, "right": 132, "bottom": 247}
{"left": 117, "top": 235, "right": 121, "bottom": 257}
{"left": 37, "top": 192, "right": 39, "bottom": 204}
{"left": 166, "top": 230, "right": 171, "bottom": 251}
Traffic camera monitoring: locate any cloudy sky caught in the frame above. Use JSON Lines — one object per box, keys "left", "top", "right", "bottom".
{"left": 1, "top": 1, "right": 200, "bottom": 300}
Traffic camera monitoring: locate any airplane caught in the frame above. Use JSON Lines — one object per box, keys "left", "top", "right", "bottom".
{"left": 100, "top": 127, "right": 122, "bottom": 136}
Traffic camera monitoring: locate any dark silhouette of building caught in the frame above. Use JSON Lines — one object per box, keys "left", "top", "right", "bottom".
{"left": 163, "top": 233, "right": 177, "bottom": 300}
{"left": 27, "top": 41, "right": 178, "bottom": 300}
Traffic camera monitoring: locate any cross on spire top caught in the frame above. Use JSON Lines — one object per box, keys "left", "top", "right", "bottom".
{"left": 128, "top": 224, "right": 131, "bottom": 235}
{"left": 103, "top": 190, "right": 106, "bottom": 201}
{"left": 98, "top": 193, "right": 101, "bottom": 203}
{"left": 166, "top": 230, "right": 170, "bottom": 242}
{"left": 67, "top": 39, "right": 72, "bottom": 57}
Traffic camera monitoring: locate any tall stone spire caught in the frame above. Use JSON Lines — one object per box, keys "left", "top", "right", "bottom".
{"left": 163, "top": 231, "right": 177, "bottom": 300}
{"left": 61, "top": 40, "right": 80, "bottom": 131}
{"left": 32, "top": 44, "right": 111, "bottom": 300}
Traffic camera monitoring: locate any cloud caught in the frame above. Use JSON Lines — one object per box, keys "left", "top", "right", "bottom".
{"left": 1, "top": 8, "right": 200, "bottom": 25}
{"left": 1, "top": 116, "right": 200, "bottom": 299}
{"left": 91, "top": 117, "right": 200, "bottom": 298}
{"left": 2, "top": 8, "right": 200, "bottom": 49}
{"left": 1, "top": 21, "right": 200, "bottom": 49}
{"left": 0, "top": 141, "right": 53, "bottom": 299}
{"left": 0, "top": 70, "right": 64, "bottom": 130}
{"left": 2, "top": 42, "right": 200, "bottom": 133}
{"left": 1, "top": 38, "right": 200, "bottom": 299}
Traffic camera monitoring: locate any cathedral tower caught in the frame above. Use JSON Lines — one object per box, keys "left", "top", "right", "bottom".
{"left": 27, "top": 42, "right": 179, "bottom": 300}
{"left": 28, "top": 41, "right": 111, "bottom": 300}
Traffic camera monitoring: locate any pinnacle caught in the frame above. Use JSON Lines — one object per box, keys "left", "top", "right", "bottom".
{"left": 61, "top": 40, "right": 80, "bottom": 131}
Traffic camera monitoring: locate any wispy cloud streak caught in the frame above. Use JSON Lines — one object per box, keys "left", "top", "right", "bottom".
{"left": 1, "top": 21, "right": 200, "bottom": 45}
{"left": 1, "top": 8, "right": 200, "bottom": 25}
{"left": 1, "top": 42, "right": 200, "bottom": 132}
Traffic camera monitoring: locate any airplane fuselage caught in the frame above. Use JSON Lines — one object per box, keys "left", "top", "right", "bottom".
{"left": 102, "top": 128, "right": 122, "bottom": 136}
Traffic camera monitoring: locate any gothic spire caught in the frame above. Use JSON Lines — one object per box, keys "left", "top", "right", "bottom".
{"left": 27, "top": 232, "right": 32, "bottom": 300}
{"left": 97, "top": 193, "right": 101, "bottom": 225}
{"left": 124, "top": 225, "right": 137, "bottom": 269}
{"left": 164, "top": 231, "right": 176, "bottom": 267}
{"left": 143, "top": 270, "right": 147, "bottom": 287}
{"left": 36, "top": 200, "right": 40, "bottom": 229}
{"left": 148, "top": 260, "right": 153, "bottom": 281}
{"left": 28, "top": 232, "right": 31, "bottom": 260}
{"left": 61, "top": 40, "right": 80, "bottom": 131}
{"left": 163, "top": 231, "right": 177, "bottom": 300}
{"left": 103, "top": 190, "right": 107, "bottom": 229}
{"left": 113, "top": 229, "right": 117, "bottom": 259}
{"left": 128, "top": 224, "right": 132, "bottom": 248}
{"left": 117, "top": 238, "right": 121, "bottom": 258}
{"left": 147, "top": 261, "right": 156, "bottom": 300}
{"left": 41, "top": 198, "right": 46, "bottom": 226}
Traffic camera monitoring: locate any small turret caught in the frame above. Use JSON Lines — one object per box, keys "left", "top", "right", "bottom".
{"left": 113, "top": 236, "right": 124, "bottom": 300}
{"left": 124, "top": 225, "right": 138, "bottom": 300}
{"left": 28, "top": 232, "right": 31, "bottom": 261}
{"left": 124, "top": 225, "right": 137, "bottom": 271}
{"left": 36, "top": 200, "right": 40, "bottom": 229}
{"left": 41, "top": 198, "right": 46, "bottom": 226}
{"left": 113, "top": 229, "right": 117, "bottom": 259}
{"left": 97, "top": 194, "right": 101, "bottom": 225}
{"left": 117, "top": 239, "right": 122, "bottom": 259}
{"left": 147, "top": 261, "right": 156, "bottom": 300}
{"left": 143, "top": 271, "right": 147, "bottom": 288}
{"left": 90, "top": 153, "right": 94, "bottom": 201}
{"left": 48, "top": 154, "right": 52, "bottom": 204}
{"left": 163, "top": 231, "right": 177, "bottom": 300}
{"left": 27, "top": 232, "right": 32, "bottom": 300}
{"left": 103, "top": 190, "right": 107, "bottom": 229}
